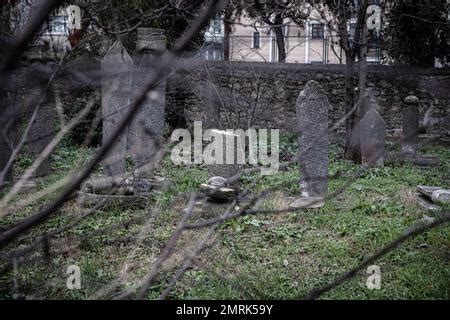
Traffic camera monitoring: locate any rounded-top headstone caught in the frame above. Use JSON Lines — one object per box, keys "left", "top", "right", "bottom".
{"left": 136, "top": 28, "right": 166, "bottom": 52}
{"left": 359, "top": 108, "right": 386, "bottom": 166}
{"left": 207, "top": 176, "right": 228, "bottom": 188}
{"left": 404, "top": 95, "right": 419, "bottom": 105}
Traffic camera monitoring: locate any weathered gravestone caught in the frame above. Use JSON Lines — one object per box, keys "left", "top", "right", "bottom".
{"left": 388, "top": 94, "right": 438, "bottom": 167}
{"left": 0, "top": 78, "right": 14, "bottom": 184}
{"left": 205, "top": 130, "right": 243, "bottom": 183}
{"left": 26, "top": 86, "right": 55, "bottom": 177}
{"left": 101, "top": 41, "right": 132, "bottom": 176}
{"left": 402, "top": 95, "right": 420, "bottom": 154}
{"left": 202, "top": 82, "right": 243, "bottom": 190}
{"left": 291, "top": 80, "right": 329, "bottom": 209}
{"left": 15, "top": 61, "right": 57, "bottom": 178}
{"left": 359, "top": 108, "right": 386, "bottom": 166}
{"left": 128, "top": 28, "right": 167, "bottom": 179}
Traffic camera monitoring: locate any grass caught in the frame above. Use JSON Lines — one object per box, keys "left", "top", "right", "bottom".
{"left": 0, "top": 137, "right": 449, "bottom": 300}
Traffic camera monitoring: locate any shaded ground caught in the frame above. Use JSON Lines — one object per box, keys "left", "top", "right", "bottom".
{"left": 0, "top": 138, "right": 449, "bottom": 299}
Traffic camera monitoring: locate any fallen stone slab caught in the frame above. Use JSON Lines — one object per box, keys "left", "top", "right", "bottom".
{"left": 81, "top": 176, "right": 133, "bottom": 195}
{"left": 199, "top": 183, "right": 237, "bottom": 201}
{"left": 81, "top": 175, "right": 166, "bottom": 195}
{"left": 413, "top": 192, "right": 440, "bottom": 211}
{"left": 77, "top": 191, "right": 148, "bottom": 209}
{"left": 15, "top": 179, "right": 38, "bottom": 194}
{"left": 438, "top": 136, "right": 450, "bottom": 147}
{"left": 388, "top": 153, "right": 439, "bottom": 167}
{"left": 431, "top": 190, "right": 450, "bottom": 204}
{"left": 417, "top": 186, "right": 441, "bottom": 198}
{"left": 191, "top": 194, "right": 251, "bottom": 220}
{"left": 290, "top": 197, "right": 325, "bottom": 209}
{"left": 417, "top": 186, "right": 450, "bottom": 204}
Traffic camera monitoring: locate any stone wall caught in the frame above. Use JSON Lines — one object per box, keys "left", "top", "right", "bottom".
{"left": 167, "top": 61, "right": 450, "bottom": 136}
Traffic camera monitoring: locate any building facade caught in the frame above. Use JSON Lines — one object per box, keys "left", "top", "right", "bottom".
{"left": 5, "top": 0, "right": 84, "bottom": 59}
{"left": 204, "top": 5, "right": 383, "bottom": 65}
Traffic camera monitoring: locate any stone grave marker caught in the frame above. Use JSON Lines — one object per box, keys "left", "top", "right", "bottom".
{"left": 359, "top": 108, "right": 386, "bottom": 166}
{"left": 101, "top": 41, "right": 132, "bottom": 176}
{"left": 291, "top": 80, "right": 329, "bottom": 209}
{"left": 128, "top": 28, "right": 167, "bottom": 179}
{"left": 402, "top": 95, "right": 420, "bottom": 154}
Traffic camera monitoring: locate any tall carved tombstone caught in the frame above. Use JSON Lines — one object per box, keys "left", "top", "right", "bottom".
{"left": 359, "top": 108, "right": 386, "bottom": 166}
{"left": 101, "top": 41, "right": 132, "bottom": 176}
{"left": 401, "top": 95, "right": 420, "bottom": 154}
{"left": 18, "top": 61, "right": 56, "bottom": 178}
{"left": 0, "top": 71, "right": 16, "bottom": 184}
{"left": 0, "top": 90, "right": 12, "bottom": 184}
{"left": 291, "top": 80, "right": 329, "bottom": 209}
{"left": 25, "top": 84, "right": 55, "bottom": 177}
{"left": 128, "top": 28, "right": 167, "bottom": 179}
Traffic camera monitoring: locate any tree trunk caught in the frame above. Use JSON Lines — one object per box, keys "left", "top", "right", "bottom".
{"left": 343, "top": 53, "right": 359, "bottom": 162}
{"left": 340, "top": 18, "right": 358, "bottom": 161}
{"left": 358, "top": 19, "right": 369, "bottom": 116}
{"left": 223, "top": 10, "right": 232, "bottom": 61}
{"left": 345, "top": 20, "right": 369, "bottom": 163}
{"left": 273, "top": 14, "right": 286, "bottom": 63}
{"left": 344, "top": 0, "right": 369, "bottom": 163}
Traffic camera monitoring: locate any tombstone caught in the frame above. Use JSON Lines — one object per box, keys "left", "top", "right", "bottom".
{"left": 206, "top": 130, "right": 242, "bottom": 184}
{"left": 417, "top": 186, "right": 450, "bottom": 205}
{"left": 359, "top": 108, "right": 386, "bottom": 166}
{"left": 101, "top": 41, "right": 132, "bottom": 176}
{"left": 291, "top": 80, "right": 329, "bottom": 209}
{"left": 0, "top": 90, "right": 12, "bottom": 184}
{"left": 201, "top": 81, "right": 243, "bottom": 186}
{"left": 128, "top": 28, "right": 167, "bottom": 179}
{"left": 11, "top": 61, "right": 57, "bottom": 178}
{"left": 25, "top": 83, "right": 55, "bottom": 177}
{"left": 27, "top": 97, "right": 54, "bottom": 177}
{"left": 199, "top": 176, "right": 238, "bottom": 201}
{"left": 402, "top": 95, "right": 420, "bottom": 154}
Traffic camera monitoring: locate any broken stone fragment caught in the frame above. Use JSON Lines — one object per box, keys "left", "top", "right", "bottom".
{"left": 16, "top": 179, "right": 37, "bottom": 194}
{"left": 404, "top": 95, "right": 419, "bottom": 105}
{"left": 431, "top": 189, "right": 450, "bottom": 204}
{"left": 77, "top": 191, "right": 147, "bottom": 209}
{"left": 199, "top": 183, "right": 237, "bottom": 201}
{"left": 413, "top": 193, "right": 440, "bottom": 211}
{"left": 81, "top": 176, "right": 133, "bottom": 195}
{"left": 416, "top": 185, "right": 450, "bottom": 206}
{"left": 388, "top": 154, "right": 439, "bottom": 167}
{"left": 80, "top": 175, "right": 166, "bottom": 195}
{"left": 207, "top": 176, "right": 228, "bottom": 188}
{"left": 417, "top": 186, "right": 442, "bottom": 200}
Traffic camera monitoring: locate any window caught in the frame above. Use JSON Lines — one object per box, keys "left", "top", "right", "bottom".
{"left": 283, "top": 25, "right": 288, "bottom": 37}
{"left": 311, "top": 23, "right": 324, "bottom": 39}
{"left": 204, "top": 48, "right": 223, "bottom": 61}
{"left": 253, "top": 32, "right": 260, "bottom": 49}
{"left": 349, "top": 22, "right": 357, "bottom": 41}
{"left": 213, "top": 17, "right": 221, "bottom": 34}
{"left": 47, "top": 15, "right": 68, "bottom": 35}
